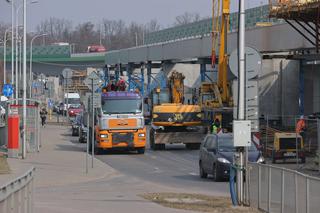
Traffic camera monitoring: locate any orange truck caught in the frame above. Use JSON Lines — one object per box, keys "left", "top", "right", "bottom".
{"left": 91, "top": 91, "right": 147, "bottom": 154}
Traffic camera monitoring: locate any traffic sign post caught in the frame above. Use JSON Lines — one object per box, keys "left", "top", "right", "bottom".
{"left": 2, "top": 84, "right": 14, "bottom": 97}
{"left": 84, "top": 71, "right": 103, "bottom": 169}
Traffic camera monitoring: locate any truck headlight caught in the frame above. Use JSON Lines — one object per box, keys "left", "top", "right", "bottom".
{"left": 100, "top": 134, "right": 108, "bottom": 138}
{"left": 196, "top": 113, "right": 203, "bottom": 118}
{"left": 257, "top": 156, "right": 265, "bottom": 164}
{"left": 153, "top": 114, "right": 159, "bottom": 118}
{"left": 138, "top": 133, "right": 145, "bottom": 137}
{"left": 217, "top": 158, "right": 230, "bottom": 164}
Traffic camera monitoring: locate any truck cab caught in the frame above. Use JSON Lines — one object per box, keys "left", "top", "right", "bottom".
{"left": 93, "top": 91, "right": 146, "bottom": 154}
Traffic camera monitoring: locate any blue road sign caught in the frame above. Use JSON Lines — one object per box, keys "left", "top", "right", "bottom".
{"left": 2, "top": 84, "right": 14, "bottom": 97}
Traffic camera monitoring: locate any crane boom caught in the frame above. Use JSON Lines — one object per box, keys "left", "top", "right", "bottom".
{"left": 212, "top": 0, "right": 230, "bottom": 105}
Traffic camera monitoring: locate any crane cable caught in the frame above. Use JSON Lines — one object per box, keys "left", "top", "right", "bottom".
{"left": 211, "top": 0, "right": 221, "bottom": 67}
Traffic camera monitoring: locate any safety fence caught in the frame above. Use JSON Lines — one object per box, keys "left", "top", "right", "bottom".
{"left": 0, "top": 167, "right": 35, "bottom": 213}
{"left": 249, "top": 162, "right": 320, "bottom": 213}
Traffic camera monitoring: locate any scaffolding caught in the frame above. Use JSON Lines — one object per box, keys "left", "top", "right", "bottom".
{"left": 269, "top": 0, "right": 320, "bottom": 51}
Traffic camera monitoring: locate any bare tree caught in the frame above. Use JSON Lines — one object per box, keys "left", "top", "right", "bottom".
{"left": 36, "top": 17, "right": 73, "bottom": 45}
{"left": 174, "top": 12, "right": 202, "bottom": 26}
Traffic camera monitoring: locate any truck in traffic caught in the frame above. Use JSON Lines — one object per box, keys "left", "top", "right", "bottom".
{"left": 89, "top": 91, "right": 147, "bottom": 154}
{"left": 64, "top": 93, "right": 81, "bottom": 109}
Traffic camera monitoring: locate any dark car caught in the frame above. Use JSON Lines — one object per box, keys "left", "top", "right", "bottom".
{"left": 71, "top": 114, "right": 83, "bottom": 136}
{"left": 79, "top": 124, "right": 88, "bottom": 143}
{"left": 199, "top": 133, "right": 265, "bottom": 181}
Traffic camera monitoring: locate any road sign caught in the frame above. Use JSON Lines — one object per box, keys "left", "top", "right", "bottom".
{"left": 2, "top": 84, "right": 14, "bottom": 97}
{"left": 84, "top": 71, "right": 103, "bottom": 92}
{"left": 233, "top": 80, "right": 259, "bottom": 132}
{"left": 86, "top": 92, "right": 101, "bottom": 109}
{"left": 92, "top": 93, "right": 101, "bottom": 108}
{"left": 229, "top": 47, "right": 262, "bottom": 79}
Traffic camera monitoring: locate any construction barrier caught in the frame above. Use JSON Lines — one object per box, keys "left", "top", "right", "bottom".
{"left": 7, "top": 115, "right": 20, "bottom": 158}
{"left": 10, "top": 104, "right": 40, "bottom": 153}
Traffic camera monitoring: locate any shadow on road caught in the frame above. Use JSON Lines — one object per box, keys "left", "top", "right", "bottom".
{"left": 55, "top": 144, "right": 85, "bottom": 152}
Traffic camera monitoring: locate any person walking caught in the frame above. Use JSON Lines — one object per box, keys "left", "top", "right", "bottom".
{"left": 40, "top": 108, "right": 48, "bottom": 127}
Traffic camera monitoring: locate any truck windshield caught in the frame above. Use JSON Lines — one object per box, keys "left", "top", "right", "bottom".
{"left": 102, "top": 99, "right": 142, "bottom": 114}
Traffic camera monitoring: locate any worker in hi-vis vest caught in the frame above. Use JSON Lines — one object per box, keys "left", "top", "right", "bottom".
{"left": 212, "top": 118, "right": 221, "bottom": 134}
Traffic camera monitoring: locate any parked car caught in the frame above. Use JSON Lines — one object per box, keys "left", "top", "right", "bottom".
{"left": 79, "top": 124, "right": 88, "bottom": 143}
{"left": 199, "top": 133, "right": 265, "bottom": 181}
{"left": 71, "top": 114, "right": 83, "bottom": 136}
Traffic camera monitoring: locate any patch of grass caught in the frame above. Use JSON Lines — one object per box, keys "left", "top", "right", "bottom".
{"left": 140, "top": 193, "right": 261, "bottom": 213}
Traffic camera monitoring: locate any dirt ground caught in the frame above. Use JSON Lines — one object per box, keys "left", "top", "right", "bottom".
{"left": 141, "top": 193, "right": 262, "bottom": 213}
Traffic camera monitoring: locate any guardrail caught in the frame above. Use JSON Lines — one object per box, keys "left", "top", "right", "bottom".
{"left": 249, "top": 162, "right": 320, "bottom": 213}
{"left": 0, "top": 167, "right": 35, "bottom": 213}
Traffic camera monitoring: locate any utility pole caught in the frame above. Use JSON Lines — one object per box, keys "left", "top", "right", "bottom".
{"left": 235, "top": 0, "right": 248, "bottom": 205}
{"left": 11, "top": 0, "right": 15, "bottom": 86}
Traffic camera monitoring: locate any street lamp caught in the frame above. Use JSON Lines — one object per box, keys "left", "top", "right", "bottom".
{"left": 29, "top": 33, "right": 47, "bottom": 98}
{"left": 15, "top": 0, "right": 38, "bottom": 102}
{"left": 5, "top": 0, "right": 15, "bottom": 86}
{"left": 3, "top": 27, "right": 12, "bottom": 85}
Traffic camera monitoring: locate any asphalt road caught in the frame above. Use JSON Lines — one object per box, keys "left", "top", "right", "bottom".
{"left": 94, "top": 143, "right": 229, "bottom": 196}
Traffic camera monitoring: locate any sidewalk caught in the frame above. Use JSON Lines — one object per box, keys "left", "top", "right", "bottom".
{"left": 2, "top": 124, "right": 193, "bottom": 213}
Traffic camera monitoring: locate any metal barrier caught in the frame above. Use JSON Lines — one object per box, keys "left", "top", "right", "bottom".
{"left": 0, "top": 167, "right": 35, "bottom": 213}
{"left": 249, "top": 162, "right": 320, "bottom": 213}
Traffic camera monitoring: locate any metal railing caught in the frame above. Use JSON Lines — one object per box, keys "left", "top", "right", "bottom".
{"left": 249, "top": 162, "right": 320, "bottom": 213}
{"left": 0, "top": 167, "right": 35, "bottom": 213}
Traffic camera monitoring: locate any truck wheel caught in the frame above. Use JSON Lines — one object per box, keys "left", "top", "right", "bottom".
{"left": 149, "top": 129, "right": 156, "bottom": 150}
{"left": 301, "top": 157, "right": 306, "bottom": 164}
{"left": 272, "top": 157, "right": 276, "bottom": 164}
{"left": 157, "top": 144, "right": 165, "bottom": 150}
{"left": 186, "top": 143, "right": 200, "bottom": 150}
{"left": 199, "top": 161, "right": 207, "bottom": 179}
{"left": 212, "top": 164, "right": 222, "bottom": 182}
{"left": 137, "top": 148, "right": 145, "bottom": 154}
{"left": 95, "top": 147, "right": 103, "bottom": 155}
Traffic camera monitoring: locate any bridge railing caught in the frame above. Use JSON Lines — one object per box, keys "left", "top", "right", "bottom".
{"left": 0, "top": 167, "right": 35, "bottom": 213}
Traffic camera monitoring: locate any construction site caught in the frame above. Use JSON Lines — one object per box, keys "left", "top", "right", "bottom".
{"left": 1, "top": 0, "right": 320, "bottom": 212}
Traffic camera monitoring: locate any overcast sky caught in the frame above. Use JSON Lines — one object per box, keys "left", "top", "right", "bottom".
{"left": 0, "top": 0, "right": 268, "bottom": 31}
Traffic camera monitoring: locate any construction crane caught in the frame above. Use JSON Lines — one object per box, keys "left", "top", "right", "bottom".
{"left": 200, "top": 0, "right": 233, "bottom": 130}
{"left": 212, "top": 0, "right": 231, "bottom": 105}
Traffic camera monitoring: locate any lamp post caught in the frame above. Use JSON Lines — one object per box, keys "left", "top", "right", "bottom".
{"left": 5, "top": 0, "right": 15, "bottom": 85}
{"left": 30, "top": 33, "right": 47, "bottom": 98}
{"left": 3, "top": 28, "right": 11, "bottom": 85}
{"left": 3, "top": 27, "right": 12, "bottom": 85}
{"left": 22, "top": 0, "right": 27, "bottom": 159}
{"left": 15, "top": 0, "right": 38, "bottom": 102}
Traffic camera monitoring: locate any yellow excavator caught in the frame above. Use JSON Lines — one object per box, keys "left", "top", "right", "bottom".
{"left": 200, "top": 0, "right": 233, "bottom": 130}
{"left": 150, "top": 71, "right": 207, "bottom": 150}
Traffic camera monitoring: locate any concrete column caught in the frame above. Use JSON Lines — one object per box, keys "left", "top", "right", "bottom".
{"left": 147, "top": 61, "right": 152, "bottom": 94}
{"left": 140, "top": 64, "right": 145, "bottom": 96}
{"left": 299, "top": 60, "right": 304, "bottom": 116}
